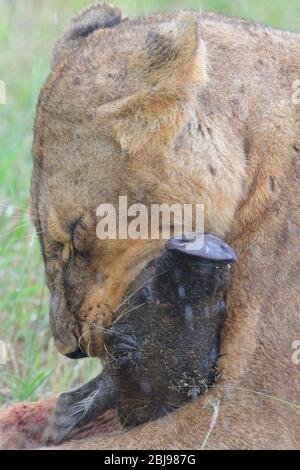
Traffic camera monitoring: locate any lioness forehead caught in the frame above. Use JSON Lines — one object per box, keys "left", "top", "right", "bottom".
{"left": 34, "top": 12, "right": 192, "bottom": 122}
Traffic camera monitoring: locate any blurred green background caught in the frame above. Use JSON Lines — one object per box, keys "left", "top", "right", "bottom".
{"left": 0, "top": 0, "right": 299, "bottom": 407}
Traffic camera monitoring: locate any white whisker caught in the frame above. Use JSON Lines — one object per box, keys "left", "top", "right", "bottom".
{"left": 104, "top": 343, "right": 117, "bottom": 363}
{"left": 114, "top": 302, "right": 145, "bottom": 323}
{"left": 78, "top": 330, "right": 90, "bottom": 352}
{"left": 92, "top": 323, "right": 127, "bottom": 338}
{"left": 69, "top": 389, "right": 99, "bottom": 417}
{"left": 233, "top": 385, "right": 300, "bottom": 411}
{"left": 87, "top": 340, "right": 92, "bottom": 359}
{"left": 114, "top": 270, "right": 169, "bottom": 313}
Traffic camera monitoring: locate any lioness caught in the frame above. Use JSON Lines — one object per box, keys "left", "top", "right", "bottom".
{"left": 24, "top": 2, "right": 300, "bottom": 449}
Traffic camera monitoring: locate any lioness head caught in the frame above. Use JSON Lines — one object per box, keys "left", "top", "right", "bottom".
{"left": 30, "top": 3, "right": 245, "bottom": 358}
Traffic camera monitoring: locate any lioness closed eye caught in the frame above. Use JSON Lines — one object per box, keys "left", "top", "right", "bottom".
{"left": 28, "top": 2, "right": 300, "bottom": 449}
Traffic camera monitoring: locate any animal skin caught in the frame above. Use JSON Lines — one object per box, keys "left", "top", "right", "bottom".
{"left": 2, "top": 2, "right": 300, "bottom": 449}
{"left": 0, "top": 398, "right": 120, "bottom": 450}
{"left": 53, "top": 234, "right": 236, "bottom": 443}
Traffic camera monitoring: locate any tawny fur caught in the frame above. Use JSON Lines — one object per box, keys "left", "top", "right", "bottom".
{"left": 13, "top": 3, "right": 300, "bottom": 449}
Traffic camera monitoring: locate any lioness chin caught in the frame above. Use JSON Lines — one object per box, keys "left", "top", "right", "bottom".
{"left": 27, "top": 2, "right": 300, "bottom": 449}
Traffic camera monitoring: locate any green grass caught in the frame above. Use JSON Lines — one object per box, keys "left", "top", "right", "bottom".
{"left": 0, "top": 0, "right": 299, "bottom": 407}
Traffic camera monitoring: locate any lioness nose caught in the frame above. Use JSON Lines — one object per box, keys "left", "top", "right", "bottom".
{"left": 65, "top": 347, "right": 88, "bottom": 359}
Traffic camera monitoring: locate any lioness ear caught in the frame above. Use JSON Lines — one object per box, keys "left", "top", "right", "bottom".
{"left": 52, "top": 2, "right": 122, "bottom": 68}
{"left": 105, "top": 12, "right": 208, "bottom": 154}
